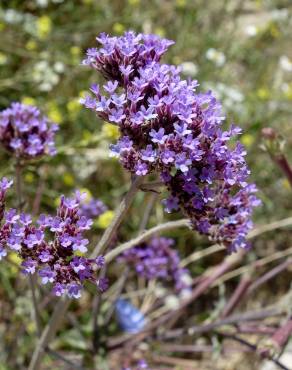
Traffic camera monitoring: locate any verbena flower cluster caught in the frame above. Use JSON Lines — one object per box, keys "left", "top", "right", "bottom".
{"left": 0, "top": 179, "right": 106, "bottom": 298}
{"left": 123, "top": 360, "right": 149, "bottom": 370}
{"left": 80, "top": 198, "right": 107, "bottom": 219}
{"left": 81, "top": 31, "right": 260, "bottom": 252}
{"left": 120, "top": 237, "right": 191, "bottom": 293}
{"left": 0, "top": 102, "right": 58, "bottom": 159}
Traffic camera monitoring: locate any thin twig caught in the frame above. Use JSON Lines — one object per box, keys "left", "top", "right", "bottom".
{"left": 46, "top": 347, "right": 85, "bottom": 370}
{"left": 105, "top": 219, "right": 191, "bottom": 263}
{"left": 219, "top": 332, "right": 290, "bottom": 370}
{"left": 15, "top": 161, "right": 42, "bottom": 336}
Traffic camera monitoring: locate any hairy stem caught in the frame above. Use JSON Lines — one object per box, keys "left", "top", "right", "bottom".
{"left": 15, "top": 161, "right": 42, "bottom": 336}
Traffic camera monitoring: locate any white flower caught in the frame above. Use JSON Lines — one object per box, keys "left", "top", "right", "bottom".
{"left": 54, "top": 62, "right": 65, "bottom": 73}
{"left": 279, "top": 56, "right": 292, "bottom": 72}
{"left": 165, "top": 295, "right": 180, "bottom": 310}
{"left": 245, "top": 25, "right": 258, "bottom": 37}
{"left": 181, "top": 61, "right": 198, "bottom": 76}
{"left": 206, "top": 48, "right": 226, "bottom": 67}
{"left": 271, "top": 8, "right": 289, "bottom": 21}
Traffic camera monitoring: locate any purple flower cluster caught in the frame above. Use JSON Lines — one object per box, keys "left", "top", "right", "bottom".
{"left": 0, "top": 102, "right": 58, "bottom": 159}
{"left": 123, "top": 360, "right": 149, "bottom": 370}
{"left": 0, "top": 181, "right": 106, "bottom": 298}
{"left": 121, "top": 237, "right": 191, "bottom": 293}
{"left": 80, "top": 198, "right": 107, "bottom": 219}
{"left": 81, "top": 31, "right": 260, "bottom": 252}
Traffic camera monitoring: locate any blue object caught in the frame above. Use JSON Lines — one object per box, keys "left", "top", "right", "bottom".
{"left": 115, "top": 298, "right": 146, "bottom": 333}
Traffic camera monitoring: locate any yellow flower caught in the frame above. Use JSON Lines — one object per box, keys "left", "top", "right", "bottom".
{"left": 67, "top": 99, "right": 81, "bottom": 118}
{"left": 9, "top": 252, "right": 21, "bottom": 275}
{"left": 269, "top": 23, "right": 280, "bottom": 39}
{"left": 282, "top": 179, "right": 291, "bottom": 190}
{"left": 241, "top": 134, "right": 255, "bottom": 147}
{"left": 128, "top": 0, "right": 140, "bottom": 5}
{"left": 47, "top": 102, "right": 63, "bottom": 124}
{"left": 24, "top": 172, "right": 35, "bottom": 183}
{"left": 176, "top": 0, "right": 187, "bottom": 8}
{"left": 113, "top": 23, "right": 125, "bottom": 35}
{"left": 154, "top": 27, "right": 165, "bottom": 37}
{"left": 70, "top": 46, "right": 81, "bottom": 56}
{"left": 25, "top": 40, "right": 37, "bottom": 51}
{"left": 22, "top": 96, "right": 36, "bottom": 106}
{"left": 257, "top": 88, "right": 269, "bottom": 100}
{"left": 79, "top": 90, "right": 88, "bottom": 98}
{"left": 9, "top": 252, "right": 21, "bottom": 266}
{"left": 0, "top": 52, "right": 8, "bottom": 65}
{"left": 36, "top": 15, "right": 52, "bottom": 39}
{"left": 102, "top": 123, "right": 120, "bottom": 140}
{"left": 62, "top": 172, "right": 75, "bottom": 186}
{"left": 97, "top": 210, "right": 114, "bottom": 229}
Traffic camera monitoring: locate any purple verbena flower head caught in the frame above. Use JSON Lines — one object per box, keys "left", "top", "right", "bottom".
{"left": 120, "top": 237, "right": 191, "bottom": 293}
{"left": 0, "top": 102, "right": 58, "bottom": 159}
{"left": 0, "top": 187, "right": 106, "bottom": 299}
{"left": 82, "top": 31, "right": 260, "bottom": 252}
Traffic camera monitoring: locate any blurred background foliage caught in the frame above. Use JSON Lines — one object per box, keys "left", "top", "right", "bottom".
{"left": 0, "top": 0, "right": 292, "bottom": 369}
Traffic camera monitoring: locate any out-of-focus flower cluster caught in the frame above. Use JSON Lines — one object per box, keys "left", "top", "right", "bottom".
{"left": 0, "top": 102, "right": 58, "bottom": 159}
{"left": 80, "top": 197, "right": 107, "bottom": 219}
{"left": 81, "top": 31, "right": 260, "bottom": 252}
{"left": 122, "top": 359, "right": 149, "bottom": 370}
{"left": 0, "top": 179, "right": 106, "bottom": 298}
{"left": 120, "top": 237, "right": 191, "bottom": 293}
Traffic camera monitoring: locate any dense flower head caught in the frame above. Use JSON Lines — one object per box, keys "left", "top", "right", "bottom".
{"left": 82, "top": 31, "right": 260, "bottom": 252}
{"left": 0, "top": 183, "right": 106, "bottom": 298}
{"left": 120, "top": 237, "right": 191, "bottom": 293}
{"left": 0, "top": 102, "right": 58, "bottom": 159}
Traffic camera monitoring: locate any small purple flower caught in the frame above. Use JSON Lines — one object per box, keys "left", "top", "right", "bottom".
{"left": 19, "top": 213, "right": 32, "bottom": 226}
{"left": 50, "top": 217, "right": 64, "bottom": 232}
{"left": 52, "top": 283, "right": 66, "bottom": 297}
{"left": 135, "top": 162, "right": 148, "bottom": 176}
{"left": 7, "top": 235, "right": 22, "bottom": 251}
{"left": 141, "top": 145, "right": 156, "bottom": 163}
{"left": 162, "top": 196, "right": 180, "bottom": 213}
{"left": 174, "top": 122, "right": 192, "bottom": 136}
{"left": 97, "top": 277, "right": 109, "bottom": 292}
{"left": 24, "top": 230, "right": 44, "bottom": 248}
{"left": 67, "top": 283, "right": 82, "bottom": 299}
{"left": 37, "top": 214, "right": 51, "bottom": 228}
{"left": 149, "top": 128, "right": 167, "bottom": 144}
{"left": 0, "top": 177, "right": 13, "bottom": 192}
{"left": 71, "top": 236, "right": 89, "bottom": 253}
{"left": 0, "top": 245, "right": 7, "bottom": 260}
{"left": 108, "top": 108, "right": 126, "bottom": 124}
{"left": 39, "top": 266, "right": 55, "bottom": 284}
{"left": 95, "top": 256, "right": 105, "bottom": 268}
{"left": 5, "top": 209, "right": 19, "bottom": 224}
{"left": 77, "top": 216, "right": 93, "bottom": 230}
{"left": 59, "top": 233, "right": 73, "bottom": 248}
{"left": 161, "top": 149, "right": 175, "bottom": 164}
{"left": 103, "top": 80, "right": 118, "bottom": 94}
{"left": 21, "top": 259, "right": 37, "bottom": 274}
{"left": 38, "top": 250, "right": 52, "bottom": 263}
{"left": 70, "top": 257, "right": 87, "bottom": 274}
